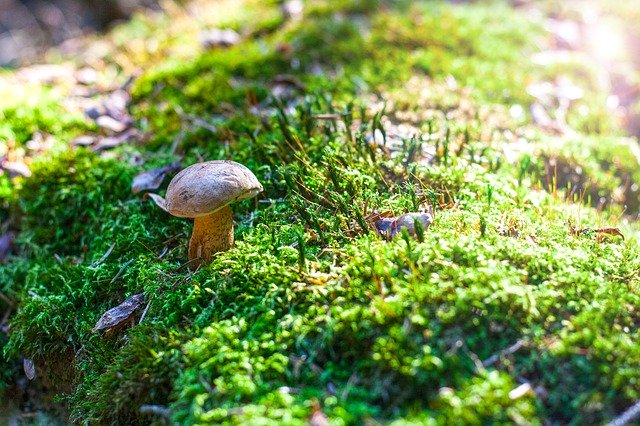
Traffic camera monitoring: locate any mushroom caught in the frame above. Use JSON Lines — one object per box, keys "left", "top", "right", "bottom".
{"left": 149, "top": 161, "right": 262, "bottom": 264}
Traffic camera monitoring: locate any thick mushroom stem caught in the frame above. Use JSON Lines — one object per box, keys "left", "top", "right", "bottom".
{"left": 188, "top": 205, "right": 234, "bottom": 263}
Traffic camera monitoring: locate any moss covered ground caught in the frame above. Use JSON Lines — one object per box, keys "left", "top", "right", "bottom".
{"left": 1, "top": 0, "right": 639, "bottom": 424}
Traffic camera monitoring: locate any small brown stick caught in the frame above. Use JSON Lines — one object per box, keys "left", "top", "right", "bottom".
{"left": 482, "top": 340, "right": 527, "bottom": 367}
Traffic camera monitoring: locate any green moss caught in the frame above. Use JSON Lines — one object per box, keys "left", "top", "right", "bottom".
{"left": 0, "top": 83, "right": 91, "bottom": 146}
{"left": 16, "top": 150, "right": 134, "bottom": 254}
{"left": 530, "top": 136, "right": 640, "bottom": 213}
{"left": 1, "top": 0, "right": 640, "bottom": 424}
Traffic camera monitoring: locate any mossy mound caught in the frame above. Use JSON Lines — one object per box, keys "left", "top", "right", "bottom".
{"left": 1, "top": 0, "right": 639, "bottom": 424}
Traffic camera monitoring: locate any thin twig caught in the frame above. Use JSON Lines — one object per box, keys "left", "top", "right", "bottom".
{"left": 138, "top": 298, "right": 152, "bottom": 325}
{"left": 91, "top": 243, "right": 115, "bottom": 267}
{"left": 139, "top": 405, "right": 171, "bottom": 418}
{"left": 110, "top": 259, "right": 134, "bottom": 284}
{"left": 0, "top": 291, "right": 14, "bottom": 307}
{"left": 483, "top": 339, "right": 526, "bottom": 367}
{"left": 606, "top": 400, "right": 640, "bottom": 426}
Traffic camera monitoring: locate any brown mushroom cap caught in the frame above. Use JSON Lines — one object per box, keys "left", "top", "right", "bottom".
{"left": 164, "top": 161, "right": 263, "bottom": 218}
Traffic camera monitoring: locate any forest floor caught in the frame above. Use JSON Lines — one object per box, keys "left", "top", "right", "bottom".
{"left": 1, "top": 0, "right": 640, "bottom": 424}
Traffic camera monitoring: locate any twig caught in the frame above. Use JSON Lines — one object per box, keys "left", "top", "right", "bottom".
{"left": 0, "top": 291, "right": 14, "bottom": 307}
{"left": 139, "top": 298, "right": 152, "bottom": 325}
{"left": 139, "top": 405, "right": 171, "bottom": 418}
{"left": 91, "top": 243, "right": 115, "bottom": 267}
{"left": 483, "top": 340, "right": 526, "bottom": 367}
{"left": 176, "top": 257, "right": 203, "bottom": 272}
{"left": 156, "top": 246, "right": 169, "bottom": 259}
{"left": 312, "top": 113, "right": 344, "bottom": 120}
{"left": 110, "top": 259, "right": 134, "bottom": 284}
{"left": 606, "top": 400, "right": 640, "bottom": 426}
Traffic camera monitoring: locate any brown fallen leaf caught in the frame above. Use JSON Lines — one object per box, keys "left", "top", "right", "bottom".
{"left": 25, "top": 132, "right": 54, "bottom": 152}
{"left": 16, "top": 64, "right": 75, "bottom": 85}
{"left": 71, "top": 135, "right": 97, "bottom": 147}
{"left": 200, "top": 29, "right": 241, "bottom": 49}
{"left": 75, "top": 67, "right": 98, "bottom": 85}
{"left": 23, "top": 358, "right": 36, "bottom": 380}
{"left": 568, "top": 221, "right": 625, "bottom": 241}
{"left": 103, "top": 90, "right": 132, "bottom": 121}
{"left": 595, "top": 227, "right": 625, "bottom": 241}
{"left": 132, "top": 162, "right": 182, "bottom": 193}
{"left": 96, "top": 115, "right": 129, "bottom": 134}
{"left": 92, "top": 128, "right": 138, "bottom": 152}
{"left": 1, "top": 160, "right": 31, "bottom": 178}
{"left": 94, "top": 293, "right": 145, "bottom": 332}
{"left": 282, "top": 0, "right": 304, "bottom": 21}
{"left": 375, "top": 210, "right": 433, "bottom": 241}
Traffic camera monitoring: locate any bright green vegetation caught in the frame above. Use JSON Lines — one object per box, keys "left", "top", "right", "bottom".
{"left": 1, "top": 0, "right": 639, "bottom": 424}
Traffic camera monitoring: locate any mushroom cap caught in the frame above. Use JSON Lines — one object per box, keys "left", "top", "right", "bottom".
{"left": 164, "top": 161, "right": 263, "bottom": 218}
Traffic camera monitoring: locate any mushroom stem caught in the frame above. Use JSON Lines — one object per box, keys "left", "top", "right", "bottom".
{"left": 188, "top": 205, "right": 233, "bottom": 264}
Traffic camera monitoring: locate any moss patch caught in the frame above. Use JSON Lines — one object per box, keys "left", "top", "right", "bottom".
{"left": 1, "top": 0, "right": 640, "bottom": 424}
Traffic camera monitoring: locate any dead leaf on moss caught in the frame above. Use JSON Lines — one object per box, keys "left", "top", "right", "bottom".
{"left": 594, "top": 227, "right": 625, "bottom": 242}
{"left": 16, "top": 64, "right": 75, "bottom": 85}
{"left": 23, "top": 358, "right": 36, "bottom": 380}
{"left": 92, "top": 128, "right": 138, "bottom": 152}
{"left": 71, "top": 135, "right": 97, "bottom": 147}
{"left": 132, "top": 162, "right": 181, "bottom": 193}
{"left": 94, "top": 293, "right": 145, "bottom": 332}
{"left": 74, "top": 67, "right": 98, "bottom": 85}
{"left": 96, "top": 115, "right": 129, "bottom": 133}
{"left": 374, "top": 208, "right": 434, "bottom": 240}
{"left": 568, "top": 221, "right": 625, "bottom": 241}
{"left": 282, "top": 0, "right": 304, "bottom": 21}
{"left": 200, "top": 28, "right": 241, "bottom": 49}
{"left": 25, "top": 132, "right": 55, "bottom": 152}
{"left": 1, "top": 160, "right": 31, "bottom": 178}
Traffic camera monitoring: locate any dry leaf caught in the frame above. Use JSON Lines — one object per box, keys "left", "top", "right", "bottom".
{"left": 92, "top": 128, "right": 138, "bottom": 152}
{"left": 16, "top": 64, "right": 74, "bottom": 85}
{"left": 375, "top": 210, "right": 433, "bottom": 240}
{"left": 282, "top": 0, "right": 304, "bottom": 21}
{"left": 568, "top": 221, "right": 625, "bottom": 241}
{"left": 71, "top": 135, "right": 97, "bottom": 147}
{"left": 96, "top": 115, "right": 129, "bottom": 133}
{"left": 106, "top": 89, "right": 131, "bottom": 111}
{"left": 75, "top": 67, "right": 98, "bottom": 85}
{"left": 595, "top": 227, "right": 625, "bottom": 241}
{"left": 132, "top": 162, "right": 181, "bottom": 193}
{"left": 94, "top": 293, "right": 145, "bottom": 332}
{"left": 23, "top": 358, "right": 36, "bottom": 380}
{"left": 1, "top": 160, "right": 31, "bottom": 178}
{"left": 200, "top": 29, "right": 241, "bottom": 49}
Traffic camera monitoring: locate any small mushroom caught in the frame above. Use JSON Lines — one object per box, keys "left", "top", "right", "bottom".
{"left": 150, "top": 161, "right": 263, "bottom": 264}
